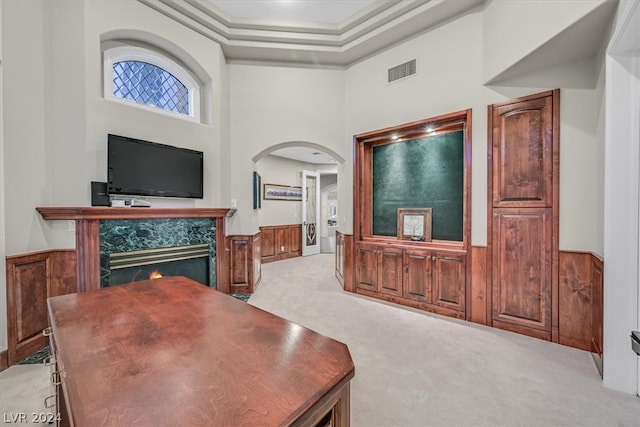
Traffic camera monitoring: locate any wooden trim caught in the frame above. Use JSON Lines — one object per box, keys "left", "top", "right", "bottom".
{"left": 469, "top": 246, "right": 488, "bottom": 325}
{"left": 354, "top": 109, "right": 472, "bottom": 252}
{"left": 216, "top": 217, "right": 229, "bottom": 294}
{"left": 355, "top": 287, "right": 465, "bottom": 320}
{"left": 551, "top": 88, "right": 561, "bottom": 343}
{"left": 36, "top": 207, "right": 230, "bottom": 220}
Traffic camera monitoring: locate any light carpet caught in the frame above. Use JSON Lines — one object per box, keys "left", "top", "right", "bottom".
{"left": 248, "top": 253, "right": 640, "bottom": 427}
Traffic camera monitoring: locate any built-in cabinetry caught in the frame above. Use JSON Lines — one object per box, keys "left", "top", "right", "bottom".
{"left": 260, "top": 224, "right": 302, "bottom": 263}
{"left": 352, "top": 109, "right": 472, "bottom": 320}
{"left": 355, "top": 243, "right": 466, "bottom": 318}
{"left": 488, "top": 90, "right": 559, "bottom": 341}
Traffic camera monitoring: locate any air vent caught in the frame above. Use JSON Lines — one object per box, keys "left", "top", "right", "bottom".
{"left": 388, "top": 59, "right": 416, "bottom": 83}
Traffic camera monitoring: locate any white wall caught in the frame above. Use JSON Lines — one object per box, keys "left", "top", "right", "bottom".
{"left": 603, "top": 0, "right": 640, "bottom": 396}
{"left": 483, "top": 0, "right": 610, "bottom": 82}
{"left": 227, "top": 64, "right": 346, "bottom": 235}
{"left": 0, "top": 0, "right": 226, "bottom": 352}
{"left": 0, "top": 0, "right": 6, "bottom": 352}
{"left": 256, "top": 155, "right": 309, "bottom": 226}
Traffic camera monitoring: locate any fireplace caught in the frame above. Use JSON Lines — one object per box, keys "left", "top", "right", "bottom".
{"left": 99, "top": 218, "right": 217, "bottom": 288}
{"left": 108, "top": 243, "right": 209, "bottom": 286}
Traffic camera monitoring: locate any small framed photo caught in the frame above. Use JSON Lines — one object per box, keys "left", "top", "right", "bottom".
{"left": 397, "top": 208, "right": 432, "bottom": 241}
{"left": 253, "top": 172, "right": 262, "bottom": 209}
{"left": 263, "top": 183, "right": 303, "bottom": 201}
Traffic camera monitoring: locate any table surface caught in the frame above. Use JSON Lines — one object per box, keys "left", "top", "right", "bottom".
{"left": 47, "top": 276, "right": 354, "bottom": 426}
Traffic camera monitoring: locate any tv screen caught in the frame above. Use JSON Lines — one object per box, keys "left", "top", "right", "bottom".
{"left": 107, "top": 134, "right": 204, "bottom": 199}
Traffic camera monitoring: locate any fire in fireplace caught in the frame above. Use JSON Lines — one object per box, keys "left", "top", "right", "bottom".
{"left": 108, "top": 243, "right": 209, "bottom": 286}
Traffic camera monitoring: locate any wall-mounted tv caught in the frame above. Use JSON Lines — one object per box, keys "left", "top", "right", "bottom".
{"left": 107, "top": 134, "right": 204, "bottom": 199}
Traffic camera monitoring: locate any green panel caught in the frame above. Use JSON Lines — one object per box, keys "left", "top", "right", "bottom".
{"left": 372, "top": 131, "right": 464, "bottom": 241}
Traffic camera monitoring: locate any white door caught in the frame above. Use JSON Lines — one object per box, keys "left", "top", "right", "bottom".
{"left": 301, "top": 170, "right": 320, "bottom": 256}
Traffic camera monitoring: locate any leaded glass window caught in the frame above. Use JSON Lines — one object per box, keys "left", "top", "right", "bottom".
{"left": 112, "top": 61, "right": 189, "bottom": 115}
{"left": 103, "top": 46, "right": 200, "bottom": 121}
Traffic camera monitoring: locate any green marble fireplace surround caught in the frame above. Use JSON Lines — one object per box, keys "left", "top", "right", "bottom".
{"left": 35, "top": 207, "right": 231, "bottom": 294}
{"left": 99, "top": 218, "right": 217, "bottom": 288}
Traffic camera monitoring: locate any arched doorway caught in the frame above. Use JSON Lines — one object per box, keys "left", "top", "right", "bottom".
{"left": 252, "top": 141, "right": 344, "bottom": 261}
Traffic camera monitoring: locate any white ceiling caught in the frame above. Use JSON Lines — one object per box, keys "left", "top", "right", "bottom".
{"left": 269, "top": 146, "right": 338, "bottom": 165}
{"left": 208, "top": 0, "right": 377, "bottom": 25}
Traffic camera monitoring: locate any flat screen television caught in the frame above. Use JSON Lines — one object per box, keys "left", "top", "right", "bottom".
{"left": 107, "top": 134, "right": 204, "bottom": 199}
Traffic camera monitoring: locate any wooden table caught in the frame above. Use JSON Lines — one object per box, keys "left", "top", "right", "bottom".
{"left": 47, "top": 276, "right": 355, "bottom": 426}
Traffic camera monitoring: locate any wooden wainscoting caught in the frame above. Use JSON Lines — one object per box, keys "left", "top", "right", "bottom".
{"left": 465, "top": 247, "right": 603, "bottom": 355}
{"left": 260, "top": 224, "right": 302, "bottom": 263}
{"left": 558, "top": 251, "right": 604, "bottom": 358}
{"left": 5, "top": 249, "right": 76, "bottom": 367}
{"left": 227, "top": 233, "right": 262, "bottom": 294}
{"left": 335, "top": 232, "right": 353, "bottom": 292}
{"left": 469, "top": 246, "right": 489, "bottom": 324}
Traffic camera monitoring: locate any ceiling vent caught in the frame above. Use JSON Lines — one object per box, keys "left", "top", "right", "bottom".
{"left": 388, "top": 59, "right": 417, "bottom": 83}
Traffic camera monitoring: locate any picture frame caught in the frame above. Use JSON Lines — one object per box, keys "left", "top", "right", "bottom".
{"left": 397, "top": 208, "right": 432, "bottom": 241}
{"left": 252, "top": 171, "right": 262, "bottom": 209}
{"left": 263, "top": 183, "right": 303, "bottom": 201}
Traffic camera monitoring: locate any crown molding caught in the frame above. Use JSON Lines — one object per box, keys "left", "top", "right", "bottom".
{"left": 137, "top": 0, "right": 486, "bottom": 67}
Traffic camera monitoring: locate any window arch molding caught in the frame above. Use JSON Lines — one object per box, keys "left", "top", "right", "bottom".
{"left": 100, "top": 31, "right": 213, "bottom": 124}
{"left": 103, "top": 45, "right": 202, "bottom": 121}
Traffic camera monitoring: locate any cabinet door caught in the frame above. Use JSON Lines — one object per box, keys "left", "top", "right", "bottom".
{"left": 403, "top": 250, "right": 431, "bottom": 303}
{"left": 492, "top": 94, "right": 553, "bottom": 208}
{"left": 433, "top": 252, "right": 465, "bottom": 312}
{"left": 379, "top": 247, "right": 402, "bottom": 297}
{"left": 356, "top": 245, "right": 378, "bottom": 292}
{"left": 492, "top": 208, "right": 552, "bottom": 335}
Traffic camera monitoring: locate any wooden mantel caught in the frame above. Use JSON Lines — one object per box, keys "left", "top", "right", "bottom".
{"left": 36, "top": 207, "right": 231, "bottom": 294}
{"left": 36, "top": 206, "right": 230, "bottom": 220}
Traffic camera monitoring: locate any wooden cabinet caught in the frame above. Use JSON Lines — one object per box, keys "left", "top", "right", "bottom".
{"left": 356, "top": 243, "right": 465, "bottom": 318}
{"left": 6, "top": 250, "right": 76, "bottom": 366}
{"left": 488, "top": 90, "right": 559, "bottom": 341}
{"left": 380, "top": 247, "right": 403, "bottom": 297}
{"left": 492, "top": 209, "right": 552, "bottom": 338}
{"left": 433, "top": 252, "right": 466, "bottom": 312}
{"left": 491, "top": 94, "right": 554, "bottom": 208}
{"left": 260, "top": 224, "right": 302, "bottom": 263}
{"left": 403, "top": 250, "right": 432, "bottom": 303}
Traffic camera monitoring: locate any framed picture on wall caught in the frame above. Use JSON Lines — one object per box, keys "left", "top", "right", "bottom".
{"left": 397, "top": 208, "right": 432, "bottom": 241}
{"left": 263, "top": 183, "right": 302, "bottom": 201}
{"left": 253, "top": 172, "right": 262, "bottom": 209}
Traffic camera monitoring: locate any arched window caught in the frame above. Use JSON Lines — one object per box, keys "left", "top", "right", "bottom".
{"left": 104, "top": 46, "right": 200, "bottom": 121}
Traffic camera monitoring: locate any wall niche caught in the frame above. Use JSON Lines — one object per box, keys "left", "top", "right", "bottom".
{"left": 351, "top": 109, "right": 472, "bottom": 319}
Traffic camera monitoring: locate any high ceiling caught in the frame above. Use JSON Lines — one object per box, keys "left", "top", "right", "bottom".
{"left": 208, "top": 0, "right": 377, "bottom": 25}
{"left": 137, "top": 0, "right": 617, "bottom": 165}
{"left": 138, "top": 0, "right": 486, "bottom": 67}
